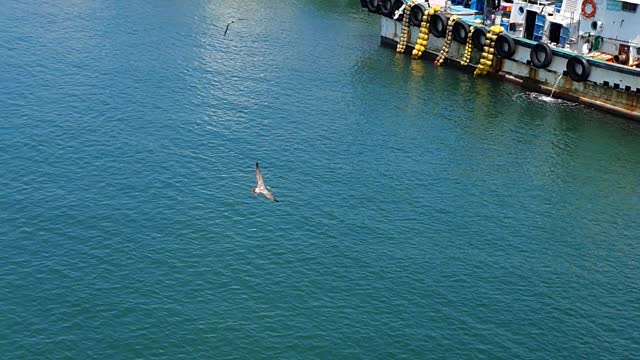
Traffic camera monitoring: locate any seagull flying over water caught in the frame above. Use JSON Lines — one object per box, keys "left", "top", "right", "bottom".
{"left": 224, "top": 19, "right": 246, "bottom": 36}
{"left": 252, "top": 162, "right": 279, "bottom": 202}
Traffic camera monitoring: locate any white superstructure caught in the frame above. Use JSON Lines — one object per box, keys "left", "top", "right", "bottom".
{"left": 508, "top": 0, "right": 640, "bottom": 65}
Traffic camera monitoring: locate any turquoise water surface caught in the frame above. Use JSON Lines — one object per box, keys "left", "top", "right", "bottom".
{"left": 1, "top": 0, "right": 639, "bottom": 358}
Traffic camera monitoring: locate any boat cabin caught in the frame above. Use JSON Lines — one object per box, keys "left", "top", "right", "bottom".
{"left": 505, "top": 0, "right": 640, "bottom": 66}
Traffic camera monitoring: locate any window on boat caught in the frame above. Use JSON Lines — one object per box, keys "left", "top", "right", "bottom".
{"left": 622, "top": 2, "right": 637, "bottom": 12}
{"left": 548, "top": 22, "right": 562, "bottom": 45}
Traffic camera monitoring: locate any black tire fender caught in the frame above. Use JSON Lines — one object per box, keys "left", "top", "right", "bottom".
{"left": 530, "top": 43, "right": 553, "bottom": 68}
{"left": 495, "top": 34, "right": 516, "bottom": 58}
{"left": 452, "top": 20, "right": 470, "bottom": 44}
{"left": 390, "top": 0, "right": 404, "bottom": 20}
{"left": 471, "top": 27, "right": 487, "bottom": 50}
{"left": 380, "top": 0, "right": 394, "bottom": 18}
{"left": 429, "top": 13, "right": 448, "bottom": 38}
{"left": 566, "top": 55, "right": 591, "bottom": 82}
{"left": 366, "top": 0, "right": 380, "bottom": 13}
{"left": 409, "top": 4, "right": 426, "bottom": 27}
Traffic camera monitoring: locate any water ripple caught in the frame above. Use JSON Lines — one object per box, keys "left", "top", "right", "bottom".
{"left": 1, "top": 0, "right": 640, "bottom": 358}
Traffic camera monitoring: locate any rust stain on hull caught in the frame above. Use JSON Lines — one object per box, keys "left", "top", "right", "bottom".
{"left": 499, "top": 74, "right": 640, "bottom": 121}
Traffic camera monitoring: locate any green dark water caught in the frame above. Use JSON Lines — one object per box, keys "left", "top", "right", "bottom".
{"left": 1, "top": 0, "right": 639, "bottom": 358}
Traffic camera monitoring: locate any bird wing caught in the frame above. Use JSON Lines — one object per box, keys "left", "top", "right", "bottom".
{"left": 262, "top": 188, "right": 279, "bottom": 202}
{"left": 223, "top": 19, "right": 246, "bottom": 36}
{"left": 255, "top": 162, "right": 265, "bottom": 188}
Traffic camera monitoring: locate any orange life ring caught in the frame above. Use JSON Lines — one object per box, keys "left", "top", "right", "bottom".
{"left": 582, "top": 0, "right": 597, "bottom": 18}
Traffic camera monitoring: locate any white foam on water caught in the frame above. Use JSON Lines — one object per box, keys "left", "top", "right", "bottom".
{"left": 513, "top": 92, "right": 577, "bottom": 107}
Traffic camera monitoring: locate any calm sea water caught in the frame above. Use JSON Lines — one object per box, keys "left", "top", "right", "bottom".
{"left": 2, "top": 0, "right": 639, "bottom": 358}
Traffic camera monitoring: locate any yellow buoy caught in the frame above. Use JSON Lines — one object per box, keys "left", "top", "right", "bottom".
{"left": 412, "top": 8, "right": 433, "bottom": 60}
